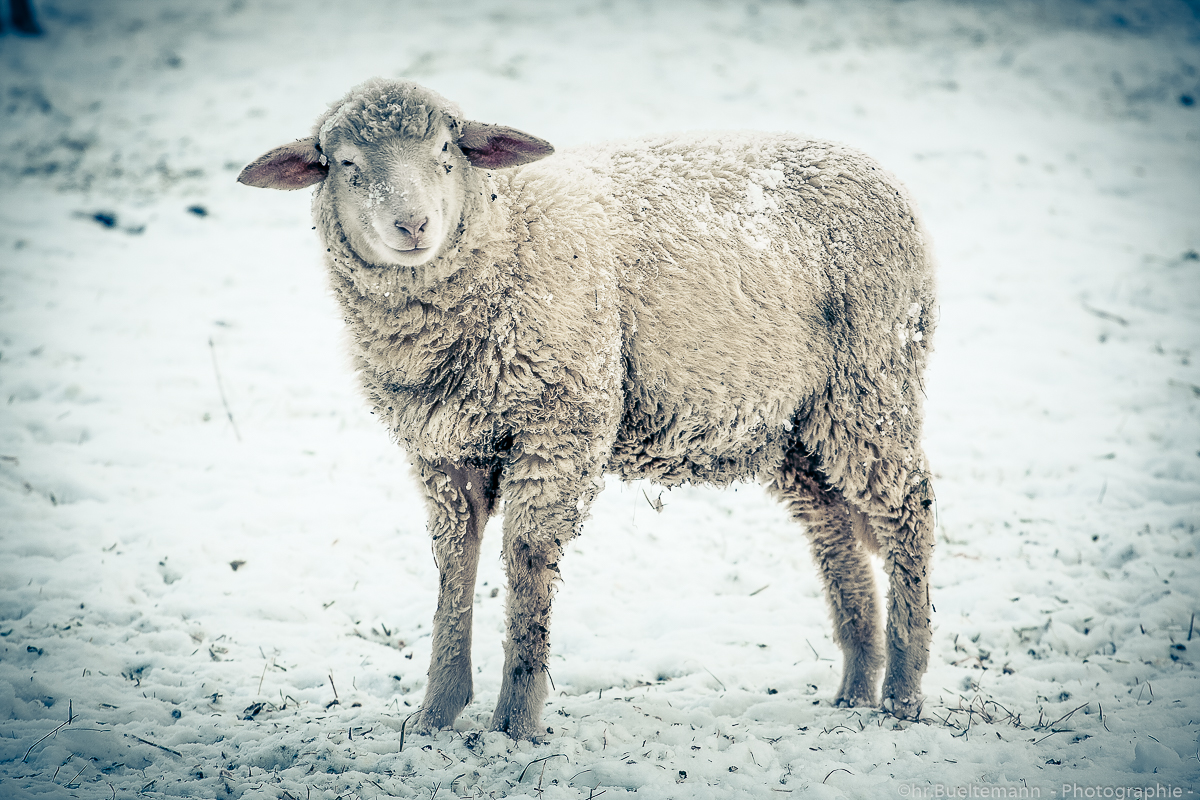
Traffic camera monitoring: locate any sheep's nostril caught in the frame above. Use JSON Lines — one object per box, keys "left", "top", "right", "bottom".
{"left": 395, "top": 217, "right": 429, "bottom": 239}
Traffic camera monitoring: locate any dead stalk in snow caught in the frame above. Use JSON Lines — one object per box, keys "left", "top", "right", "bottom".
{"left": 398, "top": 710, "right": 420, "bottom": 752}
{"left": 518, "top": 753, "right": 568, "bottom": 782}
{"left": 1081, "top": 301, "right": 1128, "bottom": 326}
{"left": 823, "top": 767, "right": 852, "bottom": 783}
{"left": 125, "top": 733, "right": 183, "bottom": 757}
{"left": 208, "top": 337, "right": 241, "bottom": 442}
{"left": 701, "top": 666, "right": 726, "bottom": 691}
{"left": 23, "top": 700, "right": 74, "bottom": 762}
{"left": 64, "top": 761, "right": 88, "bottom": 788}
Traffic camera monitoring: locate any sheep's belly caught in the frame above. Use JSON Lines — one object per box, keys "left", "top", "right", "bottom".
{"left": 608, "top": 393, "right": 796, "bottom": 487}
{"left": 606, "top": 252, "right": 832, "bottom": 486}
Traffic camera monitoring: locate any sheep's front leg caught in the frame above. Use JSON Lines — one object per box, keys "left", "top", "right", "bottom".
{"left": 491, "top": 461, "right": 596, "bottom": 740}
{"left": 413, "top": 457, "right": 500, "bottom": 733}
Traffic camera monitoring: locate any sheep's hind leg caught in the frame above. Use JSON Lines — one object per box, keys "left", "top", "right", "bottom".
{"left": 771, "top": 443, "right": 882, "bottom": 708}
{"left": 872, "top": 471, "right": 934, "bottom": 720}
{"left": 413, "top": 457, "right": 499, "bottom": 733}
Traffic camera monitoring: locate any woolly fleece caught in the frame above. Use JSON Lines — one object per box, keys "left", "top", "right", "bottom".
{"left": 294, "top": 79, "right": 937, "bottom": 739}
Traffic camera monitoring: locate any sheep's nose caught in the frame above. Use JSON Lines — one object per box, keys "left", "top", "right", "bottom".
{"left": 394, "top": 217, "right": 429, "bottom": 239}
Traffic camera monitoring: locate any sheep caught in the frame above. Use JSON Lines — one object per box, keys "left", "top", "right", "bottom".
{"left": 238, "top": 78, "right": 937, "bottom": 740}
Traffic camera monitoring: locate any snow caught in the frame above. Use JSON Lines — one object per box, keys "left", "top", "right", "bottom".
{"left": 1, "top": 0, "right": 1198, "bottom": 797}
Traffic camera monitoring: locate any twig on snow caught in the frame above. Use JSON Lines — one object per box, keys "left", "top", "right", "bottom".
{"left": 325, "top": 672, "right": 341, "bottom": 710}
{"left": 64, "top": 761, "right": 88, "bottom": 787}
{"left": 701, "top": 666, "right": 726, "bottom": 691}
{"left": 823, "top": 768, "right": 852, "bottom": 783}
{"left": 124, "top": 733, "right": 183, "bottom": 757}
{"left": 208, "top": 337, "right": 242, "bottom": 442}
{"left": 23, "top": 703, "right": 75, "bottom": 762}
{"left": 1082, "top": 301, "right": 1128, "bottom": 326}
{"left": 518, "top": 753, "right": 568, "bottom": 782}
{"left": 1039, "top": 702, "right": 1088, "bottom": 731}
{"left": 398, "top": 710, "right": 420, "bottom": 752}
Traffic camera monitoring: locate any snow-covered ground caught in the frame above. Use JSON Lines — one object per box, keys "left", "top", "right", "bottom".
{"left": 1, "top": 1, "right": 1198, "bottom": 797}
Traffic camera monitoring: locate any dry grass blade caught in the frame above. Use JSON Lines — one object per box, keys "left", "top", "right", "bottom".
{"left": 1039, "top": 702, "right": 1088, "bottom": 730}
{"left": 702, "top": 666, "right": 726, "bottom": 691}
{"left": 398, "top": 710, "right": 421, "bottom": 752}
{"left": 64, "top": 762, "right": 88, "bottom": 787}
{"left": 931, "top": 695, "right": 1025, "bottom": 734}
{"left": 125, "top": 733, "right": 183, "bottom": 758}
{"left": 1081, "top": 301, "right": 1128, "bottom": 326}
{"left": 208, "top": 337, "right": 242, "bottom": 442}
{"left": 23, "top": 705, "right": 75, "bottom": 762}
{"left": 518, "top": 753, "right": 568, "bottom": 782}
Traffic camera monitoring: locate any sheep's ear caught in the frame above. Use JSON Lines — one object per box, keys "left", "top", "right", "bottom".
{"left": 238, "top": 137, "right": 328, "bottom": 190}
{"left": 458, "top": 121, "right": 554, "bottom": 169}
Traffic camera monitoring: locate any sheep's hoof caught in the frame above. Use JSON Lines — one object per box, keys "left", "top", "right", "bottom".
{"left": 834, "top": 692, "right": 874, "bottom": 709}
{"left": 413, "top": 702, "right": 463, "bottom": 735}
{"left": 416, "top": 666, "right": 473, "bottom": 733}
{"left": 414, "top": 708, "right": 457, "bottom": 734}
{"left": 490, "top": 716, "right": 545, "bottom": 741}
{"left": 834, "top": 674, "right": 878, "bottom": 709}
{"left": 490, "top": 709, "right": 546, "bottom": 741}
{"left": 881, "top": 693, "right": 925, "bottom": 721}
{"left": 410, "top": 712, "right": 441, "bottom": 736}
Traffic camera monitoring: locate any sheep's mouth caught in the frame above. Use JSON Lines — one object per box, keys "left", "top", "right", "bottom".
{"left": 379, "top": 239, "right": 432, "bottom": 254}
{"left": 378, "top": 242, "right": 434, "bottom": 261}
{"left": 396, "top": 246, "right": 433, "bottom": 260}
{"left": 377, "top": 238, "right": 429, "bottom": 254}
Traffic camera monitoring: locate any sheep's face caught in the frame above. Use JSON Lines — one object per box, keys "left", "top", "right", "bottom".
{"left": 325, "top": 123, "right": 465, "bottom": 269}
{"left": 238, "top": 79, "right": 555, "bottom": 272}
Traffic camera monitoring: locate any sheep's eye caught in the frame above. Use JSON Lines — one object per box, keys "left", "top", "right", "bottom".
{"left": 442, "top": 142, "right": 448, "bottom": 152}
{"left": 340, "top": 159, "right": 355, "bottom": 168}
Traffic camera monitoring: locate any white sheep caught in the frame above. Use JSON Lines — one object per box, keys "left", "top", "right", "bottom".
{"left": 239, "top": 78, "right": 937, "bottom": 740}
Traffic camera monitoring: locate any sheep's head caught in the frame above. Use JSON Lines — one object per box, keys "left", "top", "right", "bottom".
{"left": 238, "top": 79, "right": 553, "bottom": 269}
